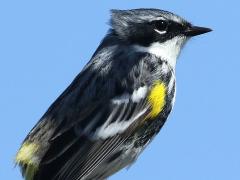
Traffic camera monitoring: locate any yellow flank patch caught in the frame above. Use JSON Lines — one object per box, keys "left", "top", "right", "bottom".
{"left": 16, "top": 142, "right": 39, "bottom": 165}
{"left": 16, "top": 142, "right": 39, "bottom": 180}
{"left": 147, "top": 81, "right": 166, "bottom": 118}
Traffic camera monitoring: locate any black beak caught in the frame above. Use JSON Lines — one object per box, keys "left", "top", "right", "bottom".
{"left": 184, "top": 26, "right": 212, "bottom": 37}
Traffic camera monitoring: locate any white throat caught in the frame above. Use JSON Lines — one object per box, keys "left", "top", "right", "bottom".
{"left": 133, "top": 36, "right": 186, "bottom": 69}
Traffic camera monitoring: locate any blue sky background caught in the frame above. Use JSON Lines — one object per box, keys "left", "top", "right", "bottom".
{"left": 1, "top": 1, "right": 239, "bottom": 180}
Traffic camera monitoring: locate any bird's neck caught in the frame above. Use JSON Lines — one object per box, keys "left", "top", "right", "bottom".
{"left": 133, "top": 36, "right": 187, "bottom": 69}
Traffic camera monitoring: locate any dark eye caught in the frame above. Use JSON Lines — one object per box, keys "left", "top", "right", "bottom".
{"left": 154, "top": 20, "right": 169, "bottom": 32}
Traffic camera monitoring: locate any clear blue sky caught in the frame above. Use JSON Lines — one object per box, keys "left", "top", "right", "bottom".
{"left": 1, "top": 1, "right": 239, "bottom": 180}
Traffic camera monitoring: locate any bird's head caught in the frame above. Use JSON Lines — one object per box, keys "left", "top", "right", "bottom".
{"left": 110, "top": 9, "right": 211, "bottom": 67}
{"left": 110, "top": 8, "right": 211, "bottom": 45}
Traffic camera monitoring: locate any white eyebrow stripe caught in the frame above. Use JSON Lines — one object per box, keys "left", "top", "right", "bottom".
{"left": 154, "top": 16, "right": 166, "bottom": 21}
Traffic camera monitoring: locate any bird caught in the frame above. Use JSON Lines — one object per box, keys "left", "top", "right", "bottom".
{"left": 16, "top": 8, "right": 211, "bottom": 180}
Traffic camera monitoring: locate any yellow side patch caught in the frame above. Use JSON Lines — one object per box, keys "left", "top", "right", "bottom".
{"left": 16, "top": 142, "right": 39, "bottom": 165}
{"left": 147, "top": 81, "right": 166, "bottom": 118}
{"left": 16, "top": 142, "right": 39, "bottom": 180}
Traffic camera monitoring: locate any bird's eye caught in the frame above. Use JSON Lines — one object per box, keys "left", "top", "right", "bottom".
{"left": 153, "top": 20, "right": 169, "bottom": 33}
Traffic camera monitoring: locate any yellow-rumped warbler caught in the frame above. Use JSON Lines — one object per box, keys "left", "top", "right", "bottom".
{"left": 16, "top": 9, "right": 211, "bottom": 180}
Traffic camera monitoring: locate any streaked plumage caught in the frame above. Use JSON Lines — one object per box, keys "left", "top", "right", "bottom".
{"left": 16, "top": 8, "right": 211, "bottom": 180}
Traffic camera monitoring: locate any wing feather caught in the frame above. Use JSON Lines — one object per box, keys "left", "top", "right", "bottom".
{"left": 31, "top": 45, "right": 156, "bottom": 180}
{"left": 52, "top": 96, "right": 149, "bottom": 180}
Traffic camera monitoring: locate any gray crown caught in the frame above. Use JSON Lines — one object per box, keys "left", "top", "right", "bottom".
{"left": 110, "top": 8, "right": 187, "bottom": 40}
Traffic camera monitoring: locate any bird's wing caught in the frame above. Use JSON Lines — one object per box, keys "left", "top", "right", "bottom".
{"left": 36, "top": 50, "right": 159, "bottom": 180}
{"left": 43, "top": 85, "right": 151, "bottom": 180}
